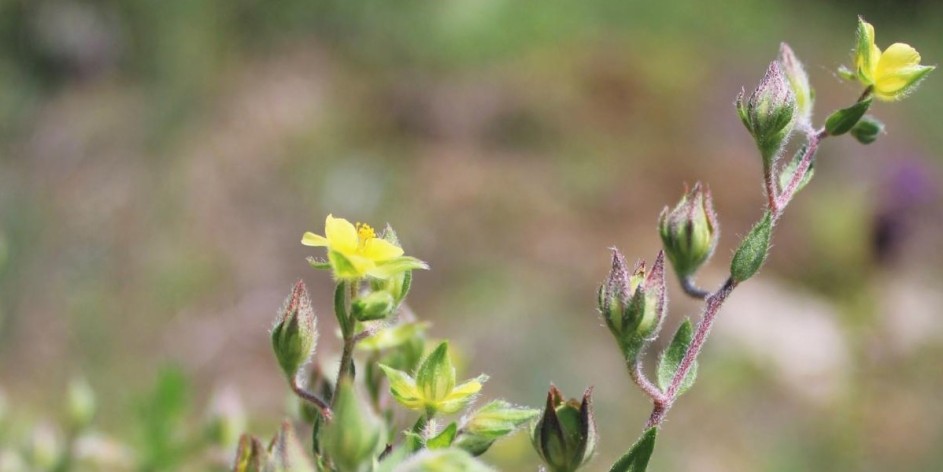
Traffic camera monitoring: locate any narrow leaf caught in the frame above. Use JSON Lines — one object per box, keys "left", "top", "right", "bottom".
{"left": 730, "top": 212, "right": 773, "bottom": 283}
{"left": 609, "top": 427, "right": 657, "bottom": 472}
{"left": 426, "top": 422, "right": 458, "bottom": 449}
{"left": 657, "top": 319, "right": 697, "bottom": 397}
{"left": 825, "top": 97, "right": 872, "bottom": 136}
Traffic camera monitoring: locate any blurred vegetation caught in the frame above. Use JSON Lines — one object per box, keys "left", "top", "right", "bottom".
{"left": 0, "top": 0, "right": 942, "bottom": 470}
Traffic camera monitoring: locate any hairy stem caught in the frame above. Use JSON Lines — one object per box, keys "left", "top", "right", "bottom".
{"left": 679, "top": 276, "right": 711, "bottom": 300}
{"left": 291, "top": 376, "right": 334, "bottom": 422}
{"left": 775, "top": 129, "right": 825, "bottom": 212}
{"left": 629, "top": 359, "right": 666, "bottom": 403}
{"left": 647, "top": 277, "right": 737, "bottom": 428}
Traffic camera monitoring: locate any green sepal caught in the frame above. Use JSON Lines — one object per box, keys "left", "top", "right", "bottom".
{"left": 825, "top": 97, "right": 872, "bottom": 136}
{"left": 850, "top": 115, "right": 884, "bottom": 144}
{"left": 657, "top": 319, "right": 697, "bottom": 397}
{"left": 351, "top": 291, "right": 395, "bottom": 322}
{"left": 334, "top": 282, "right": 352, "bottom": 339}
{"left": 233, "top": 434, "right": 266, "bottom": 472}
{"left": 306, "top": 257, "right": 331, "bottom": 270}
{"left": 836, "top": 65, "right": 856, "bottom": 81}
{"left": 370, "top": 256, "right": 429, "bottom": 279}
{"left": 609, "top": 427, "right": 657, "bottom": 472}
{"left": 357, "top": 322, "right": 430, "bottom": 352}
{"left": 777, "top": 144, "right": 815, "bottom": 195}
{"left": 730, "top": 212, "right": 773, "bottom": 283}
{"left": 415, "top": 342, "right": 455, "bottom": 411}
{"left": 426, "top": 422, "right": 458, "bottom": 449}
{"left": 328, "top": 250, "right": 361, "bottom": 280}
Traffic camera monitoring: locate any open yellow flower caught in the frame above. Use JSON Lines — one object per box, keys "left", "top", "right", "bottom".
{"left": 854, "top": 17, "right": 934, "bottom": 101}
{"left": 302, "top": 214, "right": 415, "bottom": 280}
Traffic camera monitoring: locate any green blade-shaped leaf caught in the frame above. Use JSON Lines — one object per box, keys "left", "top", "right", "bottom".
{"left": 609, "top": 427, "right": 657, "bottom": 472}
{"left": 426, "top": 422, "right": 458, "bottom": 449}
{"left": 825, "top": 97, "right": 872, "bottom": 136}
{"left": 657, "top": 319, "right": 697, "bottom": 397}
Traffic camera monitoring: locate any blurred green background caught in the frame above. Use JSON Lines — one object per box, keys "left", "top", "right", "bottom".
{"left": 1, "top": 0, "right": 942, "bottom": 470}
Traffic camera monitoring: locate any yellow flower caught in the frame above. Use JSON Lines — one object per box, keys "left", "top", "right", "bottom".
{"left": 854, "top": 17, "right": 934, "bottom": 101}
{"left": 302, "top": 215, "right": 421, "bottom": 280}
{"left": 379, "top": 342, "right": 487, "bottom": 416}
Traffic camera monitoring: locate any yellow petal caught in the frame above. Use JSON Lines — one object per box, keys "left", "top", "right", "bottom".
{"left": 301, "top": 232, "right": 329, "bottom": 247}
{"left": 324, "top": 214, "right": 358, "bottom": 253}
{"left": 877, "top": 43, "right": 921, "bottom": 77}
{"left": 875, "top": 44, "right": 926, "bottom": 99}
{"left": 361, "top": 238, "right": 404, "bottom": 262}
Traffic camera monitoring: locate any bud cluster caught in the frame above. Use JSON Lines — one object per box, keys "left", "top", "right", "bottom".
{"left": 736, "top": 61, "right": 797, "bottom": 163}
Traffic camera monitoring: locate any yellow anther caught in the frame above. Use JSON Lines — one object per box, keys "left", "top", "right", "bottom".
{"left": 356, "top": 223, "right": 376, "bottom": 244}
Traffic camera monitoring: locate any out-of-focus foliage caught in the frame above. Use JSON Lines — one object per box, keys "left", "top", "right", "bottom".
{"left": 0, "top": 0, "right": 942, "bottom": 471}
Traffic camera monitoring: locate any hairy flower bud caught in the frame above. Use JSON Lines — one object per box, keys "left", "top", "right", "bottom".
{"left": 66, "top": 377, "right": 96, "bottom": 433}
{"left": 658, "top": 182, "right": 719, "bottom": 279}
{"left": 779, "top": 43, "right": 813, "bottom": 128}
{"left": 736, "top": 61, "right": 797, "bottom": 163}
{"left": 271, "top": 280, "right": 318, "bottom": 379}
{"left": 454, "top": 400, "right": 539, "bottom": 456}
{"left": 531, "top": 386, "right": 597, "bottom": 472}
{"left": 233, "top": 434, "right": 267, "bottom": 472}
{"left": 599, "top": 250, "right": 667, "bottom": 361}
{"left": 269, "top": 420, "right": 314, "bottom": 472}
{"left": 320, "top": 380, "right": 385, "bottom": 472}
{"left": 351, "top": 290, "right": 396, "bottom": 321}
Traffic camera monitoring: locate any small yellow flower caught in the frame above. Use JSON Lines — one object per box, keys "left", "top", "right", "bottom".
{"left": 379, "top": 342, "right": 487, "bottom": 416}
{"left": 302, "top": 214, "right": 411, "bottom": 280}
{"left": 854, "top": 17, "right": 934, "bottom": 101}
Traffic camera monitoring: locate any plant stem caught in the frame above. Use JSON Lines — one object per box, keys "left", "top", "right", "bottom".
{"left": 332, "top": 339, "right": 355, "bottom": 407}
{"left": 291, "top": 376, "right": 334, "bottom": 422}
{"left": 679, "top": 276, "right": 711, "bottom": 300}
{"left": 646, "top": 277, "right": 737, "bottom": 429}
{"left": 775, "top": 129, "right": 824, "bottom": 212}
{"left": 629, "top": 359, "right": 666, "bottom": 403}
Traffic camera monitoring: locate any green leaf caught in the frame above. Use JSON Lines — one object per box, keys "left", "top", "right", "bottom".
{"left": 777, "top": 144, "right": 815, "bottom": 195}
{"left": 825, "top": 97, "right": 872, "bottom": 136}
{"left": 609, "top": 427, "right": 657, "bottom": 472}
{"left": 657, "top": 319, "right": 697, "bottom": 397}
{"left": 427, "top": 422, "right": 458, "bottom": 449}
{"left": 730, "top": 212, "right": 773, "bottom": 283}
{"left": 334, "top": 282, "right": 352, "bottom": 339}
{"left": 850, "top": 115, "right": 884, "bottom": 145}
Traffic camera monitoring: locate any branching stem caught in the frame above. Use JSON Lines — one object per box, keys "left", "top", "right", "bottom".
{"left": 291, "top": 375, "right": 333, "bottom": 422}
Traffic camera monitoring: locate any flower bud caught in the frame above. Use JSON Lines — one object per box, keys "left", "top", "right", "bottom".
{"left": 233, "top": 434, "right": 267, "bottom": 472}
{"left": 351, "top": 290, "right": 396, "bottom": 321}
{"left": 850, "top": 115, "right": 884, "bottom": 144}
{"left": 454, "top": 400, "right": 539, "bottom": 456}
{"left": 531, "top": 386, "right": 597, "bottom": 472}
{"left": 67, "top": 377, "right": 96, "bottom": 432}
{"left": 204, "top": 386, "right": 246, "bottom": 448}
{"left": 269, "top": 420, "right": 315, "bottom": 472}
{"left": 271, "top": 280, "right": 318, "bottom": 379}
{"left": 599, "top": 250, "right": 667, "bottom": 361}
{"left": 658, "top": 182, "right": 719, "bottom": 279}
{"left": 778, "top": 43, "right": 813, "bottom": 128}
{"left": 736, "top": 61, "right": 797, "bottom": 163}
{"left": 26, "top": 422, "right": 61, "bottom": 470}
{"left": 320, "top": 380, "right": 385, "bottom": 472}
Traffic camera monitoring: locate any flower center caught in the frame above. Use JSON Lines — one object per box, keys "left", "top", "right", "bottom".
{"left": 356, "top": 222, "right": 376, "bottom": 248}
